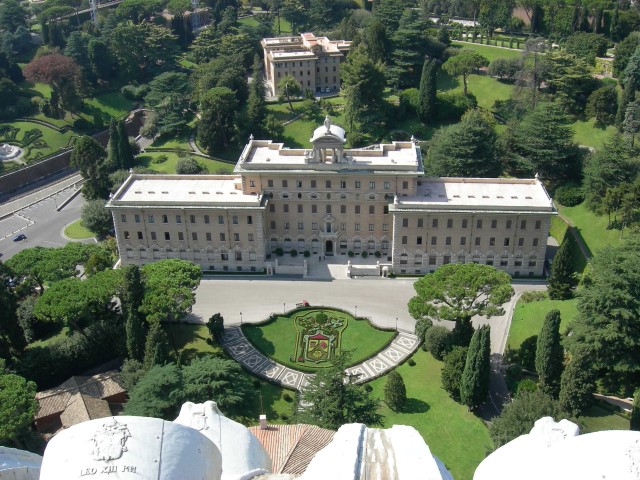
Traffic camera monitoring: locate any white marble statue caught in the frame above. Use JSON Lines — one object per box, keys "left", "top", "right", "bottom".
{"left": 474, "top": 416, "right": 640, "bottom": 480}
{"left": 174, "top": 401, "right": 271, "bottom": 480}
{"left": 39, "top": 415, "right": 222, "bottom": 480}
{"left": 0, "top": 446, "right": 42, "bottom": 480}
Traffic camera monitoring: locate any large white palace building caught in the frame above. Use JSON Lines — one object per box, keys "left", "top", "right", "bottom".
{"left": 107, "top": 118, "right": 556, "bottom": 276}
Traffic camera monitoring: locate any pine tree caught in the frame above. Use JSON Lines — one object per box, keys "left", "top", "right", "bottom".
{"left": 460, "top": 325, "right": 491, "bottom": 410}
{"left": 617, "top": 45, "right": 640, "bottom": 129}
{"left": 122, "top": 265, "right": 146, "bottom": 361}
{"left": 384, "top": 370, "right": 407, "bottom": 411}
{"left": 143, "top": 321, "right": 171, "bottom": 370}
{"left": 547, "top": 238, "right": 577, "bottom": 300}
{"left": 631, "top": 388, "right": 640, "bottom": 431}
{"left": 559, "top": 348, "right": 596, "bottom": 416}
{"left": 535, "top": 309, "right": 564, "bottom": 398}
{"left": 117, "top": 119, "right": 134, "bottom": 169}
{"left": 417, "top": 57, "right": 437, "bottom": 124}
{"left": 107, "top": 119, "right": 120, "bottom": 169}
{"left": 247, "top": 55, "right": 267, "bottom": 136}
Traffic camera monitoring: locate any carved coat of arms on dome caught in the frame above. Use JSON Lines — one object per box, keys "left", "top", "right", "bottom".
{"left": 90, "top": 418, "right": 132, "bottom": 461}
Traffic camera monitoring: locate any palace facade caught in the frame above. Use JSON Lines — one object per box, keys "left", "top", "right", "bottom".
{"left": 261, "top": 33, "right": 351, "bottom": 96}
{"left": 107, "top": 118, "right": 556, "bottom": 276}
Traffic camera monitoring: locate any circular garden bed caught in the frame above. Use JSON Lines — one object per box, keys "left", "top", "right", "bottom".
{"left": 241, "top": 308, "right": 396, "bottom": 372}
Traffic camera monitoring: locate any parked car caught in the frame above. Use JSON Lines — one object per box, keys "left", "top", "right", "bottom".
{"left": 12, "top": 233, "right": 26, "bottom": 242}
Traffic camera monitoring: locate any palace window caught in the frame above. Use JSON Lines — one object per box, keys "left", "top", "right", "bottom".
{"left": 178, "top": 232, "right": 184, "bottom": 241}
{"left": 432, "top": 218, "right": 438, "bottom": 228}
{"left": 162, "top": 215, "right": 168, "bottom": 224}
{"left": 121, "top": 214, "right": 127, "bottom": 223}
{"left": 355, "top": 180, "right": 361, "bottom": 189}
{"left": 193, "top": 232, "right": 198, "bottom": 241}
{"left": 475, "top": 237, "right": 481, "bottom": 246}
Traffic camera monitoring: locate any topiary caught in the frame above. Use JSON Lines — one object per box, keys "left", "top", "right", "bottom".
{"left": 348, "top": 251, "right": 355, "bottom": 257}
{"left": 361, "top": 251, "right": 368, "bottom": 258}
{"left": 374, "top": 251, "right": 381, "bottom": 258}
{"left": 290, "top": 249, "right": 298, "bottom": 257}
{"left": 407, "top": 359, "right": 416, "bottom": 367}
{"left": 304, "top": 250, "right": 311, "bottom": 257}
{"left": 275, "top": 248, "right": 284, "bottom": 256}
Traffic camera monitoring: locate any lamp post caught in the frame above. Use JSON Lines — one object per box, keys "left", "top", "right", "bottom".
{"left": 283, "top": 303, "right": 286, "bottom": 314}
{"left": 395, "top": 317, "right": 398, "bottom": 332}
{"left": 355, "top": 305, "right": 357, "bottom": 318}
{"left": 240, "top": 312, "right": 243, "bottom": 326}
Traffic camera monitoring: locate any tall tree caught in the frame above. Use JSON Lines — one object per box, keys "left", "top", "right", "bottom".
{"left": 586, "top": 84, "right": 618, "bottom": 128}
{"left": 0, "top": 365, "right": 38, "bottom": 448}
{"left": 535, "top": 309, "right": 564, "bottom": 398}
{"left": 340, "top": 45, "right": 386, "bottom": 132}
{"left": 277, "top": 74, "right": 301, "bottom": 113}
{"left": 384, "top": 370, "right": 407, "bottom": 412}
{"left": 247, "top": 55, "right": 267, "bottom": 135}
{"left": 617, "top": 45, "right": 640, "bottom": 129}
{"left": 23, "top": 53, "right": 83, "bottom": 113}
{"left": 0, "top": 0, "right": 27, "bottom": 33}
{"left": 479, "top": 0, "right": 514, "bottom": 36}
{"left": 408, "top": 264, "right": 513, "bottom": 347}
{"left": 441, "top": 346, "right": 468, "bottom": 401}
{"left": 559, "top": 348, "right": 596, "bottom": 416}
{"left": 144, "top": 72, "right": 192, "bottom": 136}
{"left": 360, "top": 20, "right": 389, "bottom": 65}
{"left": 142, "top": 321, "right": 171, "bottom": 370}
{"left": 547, "top": 238, "right": 577, "bottom": 300}
{"left": 460, "top": 325, "right": 491, "bottom": 410}
{"left": 117, "top": 119, "right": 134, "bottom": 169}
{"left": 197, "top": 86, "right": 238, "bottom": 153}
{"left": 298, "top": 351, "right": 383, "bottom": 429}
{"left": 631, "top": 388, "right": 640, "bottom": 431}
{"left": 123, "top": 265, "right": 146, "bottom": 362}
{"left": 107, "top": 119, "right": 121, "bottom": 170}
{"left": 417, "top": 57, "right": 437, "bottom": 124}
{"left": 88, "top": 38, "right": 114, "bottom": 80}
{"left": 564, "top": 235, "right": 640, "bottom": 395}
{"left": 0, "top": 262, "right": 25, "bottom": 359}
{"left": 372, "top": 0, "right": 403, "bottom": 33}
{"left": 80, "top": 199, "right": 114, "bottom": 238}
{"left": 443, "top": 49, "right": 489, "bottom": 96}
{"left": 206, "top": 313, "right": 224, "bottom": 341}
{"left": 123, "top": 364, "right": 183, "bottom": 419}
{"left": 426, "top": 109, "right": 500, "bottom": 177}
{"left": 71, "top": 136, "right": 111, "bottom": 200}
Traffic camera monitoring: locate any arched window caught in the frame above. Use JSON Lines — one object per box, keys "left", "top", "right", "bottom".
{"left": 400, "top": 253, "right": 408, "bottom": 265}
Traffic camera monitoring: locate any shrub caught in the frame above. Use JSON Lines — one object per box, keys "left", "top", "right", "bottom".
{"left": 253, "top": 379, "right": 261, "bottom": 389}
{"left": 414, "top": 318, "right": 433, "bottom": 342}
{"left": 488, "top": 58, "right": 520, "bottom": 82}
{"left": 275, "top": 248, "right": 283, "bottom": 256}
{"left": 303, "top": 250, "right": 310, "bottom": 257}
{"left": 348, "top": 251, "right": 355, "bottom": 257}
{"left": 384, "top": 370, "right": 407, "bottom": 411}
{"left": 407, "top": 359, "right": 416, "bottom": 366}
{"left": 121, "top": 84, "right": 149, "bottom": 101}
{"left": 516, "top": 378, "right": 538, "bottom": 395}
{"left": 399, "top": 88, "right": 419, "bottom": 114}
{"left": 520, "top": 291, "right": 547, "bottom": 303}
{"left": 151, "top": 154, "right": 168, "bottom": 164}
{"left": 283, "top": 393, "right": 293, "bottom": 402}
{"left": 437, "top": 92, "right": 478, "bottom": 121}
{"left": 364, "top": 384, "right": 373, "bottom": 392}
{"left": 555, "top": 184, "right": 584, "bottom": 207}
{"left": 361, "top": 251, "right": 368, "bottom": 258}
{"left": 290, "top": 249, "right": 298, "bottom": 257}
{"left": 176, "top": 157, "right": 207, "bottom": 175}
{"left": 425, "top": 326, "right": 452, "bottom": 360}
{"left": 73, "top": 118, "right": 93, "bottom": 131}
{"left": 374, "top": 251, "right": 381, "bottom": 258}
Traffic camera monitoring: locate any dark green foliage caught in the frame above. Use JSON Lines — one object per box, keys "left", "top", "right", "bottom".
{"left": 460, "top": 325, "right": 491, "bottom": 410}
{"left": 414, "top": 318, "right": 433, "bottom": 343}
{"left": 559, "top": 348, "right": 596, "bottom": 416}
{"left": 417, "top": 57, "right": 437, "bottom": 123}
{"left": 436, "top": 91, "right": 478, "bottom": 122}
{"left": 613, "top": 33, "right": 640, "bottom": 78}
{"left": 247, "top": 55, "right": 267, "bottom": 135}
{"left": 197, "top": 86, "right": 238, "bottom": 153}
{"left": 586, "top": 84, "right": 618, "bottom": 127}
{"left": 384, "top": 370, "right": 407, "bottom": 411}
{"left": 372, "top": 0, "right": 403, "bottom": 33}
{"left": 298, "top": 351, "right": 383, "bottom": 429}
{"left": 117, "top": 120, "right": 134, "bottom": 170}
{"left": 144, "top": 72, "right": 192, "bottom": 136}
{"left": 123, "top": 265, "right": 146, "bottom": 362}
{"left": 535, "top": 310, "right": 564, "bottom": 398}
{"left": 617, "top": 46, "right": 640, "bottom": 128}
{"left": 71, "top": 136, "right": 111, "bottom": 200}
{"left": 0, "top": 367, "right": 38, "bottom": 447}
{"left": 443, "top": 49, "right": 489, "bottom": 96}
{"left": 631, "top": 388, "right": 640, "bottom": 431}
{"left": 564, "top": 236, "right": 640, "bottom": 395}
{"left": 487, "top": 58, "right": 519, "bottom": 82}
{"left": 16, "top": 296, "right": 39, "bottom": 344}
{"left": 424, "top": 326, "right": 451, "bottom": 361}
{"left": 120, "top": 359, "right": 145, "bottom": 391}
{"left": 181, "top": 357, "right": 252, "bottom": 416}
{"left": 206, "top": 313, "right": 224, "bottom": 341}
{"left": 176, "top": 158, "right": 207, "bottom": 175}
{"left": 81, "top": 199, "right": 113, "bottom": 238}
{"left": 563, "top": 32, "right": 608, "bottom": 64}
{"left": 489, "top": 390, "right": 569, "bottom": 448}
{"left": 0, "top": 262, "right": 25, "bottom": 359}
{"left": 88, "top": 38, "right": 114, "bottom": 80}
{"left": 360, "top": 20, "right": 389, "bottom": 64}
{"left": 143, "top": 322, "right": 171, "bottom": 370}
{"left": 547, "top": 239, "right": 577, "bottom": 300}
{"left": 554, "top": 184, "right": 584, "bottom": 207}
{"left": 426, "top": 109, "right": 501, "bottom": 178}
{"left": 124, "top": 364, "right": 183, "bottom": 419}
{"left": 441, "top": 346, "right": 468, "bottom": 401}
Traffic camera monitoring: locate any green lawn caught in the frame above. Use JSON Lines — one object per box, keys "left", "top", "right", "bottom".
{"left": 242, "top": 309, "right": 395, "bottom": 371}
{"left": 369, "top": 350, "right": 492, "bottom": 480}
{"left": 549, "top": 215, "right": 568, "bottom": 243}
{"left": 0, "top": 121, "right": 75, "bottom": 161}
{"left": 136, "top": 152, "right": 234, "bottom": 174}
{"left": 452, "top": 41, "right": 522, "bottom": 62}
{"left": 84, "top": 91, "right": 134, "bottom": 120}
{"left": 571, "top": 118, "right": 616, "bottom": 151}
{"left": 238, "top": 15, "right": 292, "bottom": 34}
{"left": 64, "top": 219, "right": 94, "bottom": 239}
{"left": 150, "top": 131, "right": 192, "bottom": 149}
{"left": 578, "top": 404, "right": 630, "bottom": 433}
{"left": 558, "top": 202, "right": 622, "bottom": 257}
{"left": 507, "top": 297, "right": 579, "bottom": 351}
{"left": 165, "top": 323, "right": 293, "bottom": 422}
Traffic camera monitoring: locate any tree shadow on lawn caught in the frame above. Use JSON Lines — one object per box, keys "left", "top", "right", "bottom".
{"left": 400, "top": 397, "right": 430, "bottom": 414}
{"left": 243, "top": 324, "right": 276, "bottom": 356}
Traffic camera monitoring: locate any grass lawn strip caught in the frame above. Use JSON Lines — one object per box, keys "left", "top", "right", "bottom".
{"left": 452, "top": 41, "right": 522, "bottom": 62}
{"left": 64, "top": 219, "right": 94, "bottom": 239}
{"left": 242, "top": 309, "right": 395, "bottom": 371}
{"left": 369, "top": 349, "right": 492, "bottom": 480}
{"left": 136, "top": 152, "right": 234, "bottom": 174}
{"left": 558, "top": 203, "right": 622, "bottom": 257}
{"left": 507, "top": 297, "right": 579, "bottom": 351}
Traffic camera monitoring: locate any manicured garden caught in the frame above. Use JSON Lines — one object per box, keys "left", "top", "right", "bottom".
{"left": 0, "top": 121, "right": 76, "bottom": 161}
{"left": 242, "top": 308, "right": 395, "bottom": 371}
{"left": 558, "top": 203, "right": 623, "bottom": 257}
{"left": 63, "top": 219, "right": 95, "bottom": 240}
{"left": 369, "top": 349, "right": 493, "bottom": 480}
{"left": 452, "top": 41, "right": 522, "bottom": 62}
{"left": 135, "top": 152, "right": 235, "bottom": 175}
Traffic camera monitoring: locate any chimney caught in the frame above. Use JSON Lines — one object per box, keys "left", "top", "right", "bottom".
{"left": 259, "top": 414, "right": 268, "bottom": 430}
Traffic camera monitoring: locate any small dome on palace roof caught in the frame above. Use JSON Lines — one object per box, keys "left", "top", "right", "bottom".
{"left": 310, "top": 116, "right": 346, "bottom": 143}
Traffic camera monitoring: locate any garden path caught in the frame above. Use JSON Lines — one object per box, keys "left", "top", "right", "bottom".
{"left": 220, "top": 326, "right": 420, "bottom": 391}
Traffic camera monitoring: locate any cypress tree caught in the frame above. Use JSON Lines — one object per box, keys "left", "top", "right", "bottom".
{"left": 460, "top": 325, "right": 491, "bottom": 410}
{"left": 547, "top": 238, "right": 577, "bottom": 300}
{"left": 117, "top": 119, "right": 134, "bottom": 169}
{"left": 123, "top": 265, "right": 146, "bottom": 361}
{"left": 247, "top": 55, "right": 267, "bottom": 135}
{"left": 143, "top": 321, "right": 171, "bottom": 370}
{"left": 535, "top": 309, "right": 564, "bottom": 398}
{"left": 617, "top": 46, "right": 640, "bottom": 129}
{"left": 631, "top": 388, "right": 640, "bottom": 431}
{"left": 107, "top": 118, "right": 120, "bottom": 169}
{"left": 417, "top": 57, "right": 437, "bottom": 124}
{"left": 384, "top": 370, "right": 407, "bottom": 411}
{"left": 559, "top": 348, "right": 596, "bottom": 416}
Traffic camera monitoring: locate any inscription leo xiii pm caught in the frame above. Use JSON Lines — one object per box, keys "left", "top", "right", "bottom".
{"left": 80, "top": 419, "right": 137, "bottom": 476}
